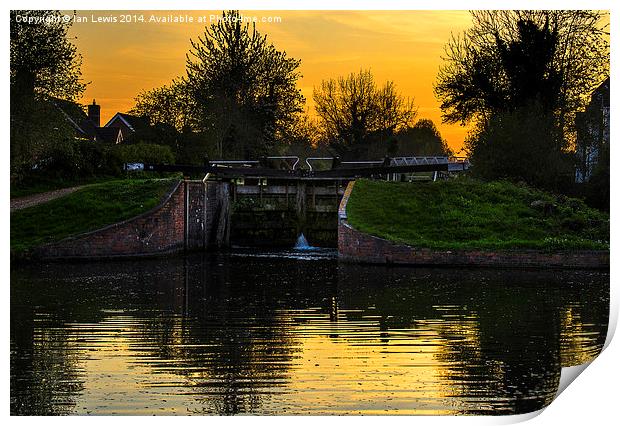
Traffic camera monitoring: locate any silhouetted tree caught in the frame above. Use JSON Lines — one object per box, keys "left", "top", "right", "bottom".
{"left": 396, "top": 119, "right": 452, "bottom": 157}
{"left": 464, "top": 102, "right": 572, "bottom": 190}
{"left": 435, "top": 11, "right": 608, "bottom": 190}
{"left": 10, "top": 10, "right": 86, "bottom": 102}
{"left": 10, "top": 10, "right": 87, "bottom": 181}
{"left": 130, "top": 79, "right": 206, "bottom": 162}
{"left": 496, "top": 20, "right": 561, "bottom": 112}
{"left": 185, "top": 10, "right": 305, "bottom": 159}
{"left": 313, "top": 69, "right": 417, "bottom": 159}
{"left": 435, "top": 11, "right": 609, "bottom": 139}
{"left": 130, "top": 79, "right": 196, "bottom": 132}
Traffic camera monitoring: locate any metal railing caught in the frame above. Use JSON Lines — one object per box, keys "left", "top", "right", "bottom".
{"left": 390, "top": 156, "right": 449, "bottom": 166}
{"left": 124, "top": 154, "right": 471, "bottom": 178}
{"left": 305, "top": 158, "right": 387, "bottom": 171}
{"left": 390, "top": 156, "right": 470, "bottom": 171}
{"left": 305, "top": 157, "right": 333, "bottom": 171}
{"left": 209, "top": 160, "right": 259, "bottom": 165}
{"left": 210, "top": 156, "right": 300, "bottom": 170}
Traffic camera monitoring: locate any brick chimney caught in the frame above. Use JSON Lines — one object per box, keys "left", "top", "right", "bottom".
{"left": 88, "top": 99, "right": 100, "bottom": 127}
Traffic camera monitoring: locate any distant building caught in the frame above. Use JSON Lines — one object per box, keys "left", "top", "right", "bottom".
{"left": 104, "top": 112, "right": 149, "bottom": 142}
{"left": 575, "top": 78, "right": 610, "bottom": 183}
{"left": 55, "top": 99, "right": 122, "bottom": 143}
{"left": 56, "top": 99, "right": 148, "bottom": 144}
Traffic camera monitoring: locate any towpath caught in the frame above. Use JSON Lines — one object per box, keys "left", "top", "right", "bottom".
{"left": 10, "top": 186, "right": 85, "bottom": 212}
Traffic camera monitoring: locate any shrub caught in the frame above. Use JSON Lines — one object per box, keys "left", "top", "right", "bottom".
{"left": 466, "top": 102, "right": 573, "bottom": 191}
{"left": 12, "top": 141, "right": 176, "bottom": 191}
{"left": 111, "top": 143, "right": 175, "bottom": 165}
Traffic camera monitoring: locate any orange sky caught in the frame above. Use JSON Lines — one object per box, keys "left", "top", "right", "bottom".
{"left": 69, "top": 10, "right": 474, "bottom": 152}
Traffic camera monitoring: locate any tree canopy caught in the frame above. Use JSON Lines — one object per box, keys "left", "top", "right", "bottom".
{"left": 185, "top": 10, "right": 305, "bottom": 158}
{"left": 10, "top": 10, "right": 87, "bottom": 181}
{"left": 313, "top": 69, "right": 417, "bottom": 158}
{"left": 10, "top": 10, "right": 86, "bottom": 102}
{"left": 435, "top": 10, "right": 609, "bottom": 138}
{"left": 435, "top": 10, "right": 609, "bottom": 190}
{"left": 131, "top": 79, "right": 196, "bottom": 132}
{"left": 396, "top": 119, "right": 452, "bottom": 157}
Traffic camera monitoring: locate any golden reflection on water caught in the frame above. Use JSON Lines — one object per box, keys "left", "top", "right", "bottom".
{"left": 559, "top": 306, "right": 607, "bottom": 367}
{"left": 59, "top": 312, "right": 476, "bottom": 415}
{"left": 32, "top": 303, "right": 602, "bottom": 415}
{"left": 282, "top": 310, "right": 460, "bottom": 415}
{"left": 11, "top": 256, "right": 609, "bottom": 415}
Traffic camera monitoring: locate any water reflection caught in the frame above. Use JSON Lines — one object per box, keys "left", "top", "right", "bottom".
{"left": 10, "top": 254, "right": 608, "bottom": 415}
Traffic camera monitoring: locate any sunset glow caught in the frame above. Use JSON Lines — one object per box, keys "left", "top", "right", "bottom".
{"left": 68, "top": 10, "right": 474, "bottom": 152}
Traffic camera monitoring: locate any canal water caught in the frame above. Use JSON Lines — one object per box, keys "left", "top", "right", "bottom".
{"left": 11, "top": 251, "right": 609, "bottom": 415}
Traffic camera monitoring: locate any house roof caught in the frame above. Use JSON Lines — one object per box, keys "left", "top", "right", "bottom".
{"left": 79, "top": 119, "right": 122, "bottom": 143}
{"left": 593, "top": 77, "right": 610, "bottom": 108}
{"left": 104, "top": 112, "right": 149, "bottom": 132}
{"left": 52, "top": 99, "right": 129, "bottom": 143}
{"left": 52, "top": 98, "right": 88, "bottom": 123}
{"left": 95, "top": 126, "right": 123, "bottom": 143}
{"left": 52, "top": 98, "right": 90, "bottom": 137}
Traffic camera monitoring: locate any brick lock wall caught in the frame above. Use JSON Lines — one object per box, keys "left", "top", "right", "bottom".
{"left": 338, "top": 222, "right": 608, "bottom": 268}
{"left": 35, "top": 180, "right": 219, "bottom": 260}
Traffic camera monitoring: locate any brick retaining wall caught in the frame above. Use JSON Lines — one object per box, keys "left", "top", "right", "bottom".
{"left": 35, "top": 180, "right": 217, "bottom": 260}
{"left": 338, "top": 182, "right": 609, "bottom": 269}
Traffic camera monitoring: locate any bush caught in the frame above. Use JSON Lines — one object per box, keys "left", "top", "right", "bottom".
{"left": 10, "top": 98, "right": 77, "bottom": 183}
{"left": 111, "top": 143, "right": 175, "bottom": 165}
{"left": 42, "top": 140, "right": 120, "bottom": 179}
{"left": 12, "top": 140, "right": 176, "bottom": 192}
{"left": 466, "top": 102, "right": 573, "bottom": 191}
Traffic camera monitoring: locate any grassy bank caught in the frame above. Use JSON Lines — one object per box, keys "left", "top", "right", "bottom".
{"left": 346, "top": 178, "right": 609, "bottom": 250}
{"left": 10, "top": 172, "right": 181, "bottom": 199}
{"left": 10, "top": 176, "right": 120, "bottom": 199}
{"left": 11, "top": 178, "right": 178, "bottom": 254}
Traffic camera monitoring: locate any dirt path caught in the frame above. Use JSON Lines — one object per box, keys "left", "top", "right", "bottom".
{"left": 10, "top": 186, "right": 85, "bottom": 212}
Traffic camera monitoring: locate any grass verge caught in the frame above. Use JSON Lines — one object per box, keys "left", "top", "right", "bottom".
{"left": 10, "top": 176, "right": 119, "bottom": 199}
{"left": 11, "top": 178, "right": 178, "bottom": 254}
{"left": 346, "top": 178, "right": 609, "bottom": 251}
{"left": 11, "top": 172, "right": 182, "bottom": 199}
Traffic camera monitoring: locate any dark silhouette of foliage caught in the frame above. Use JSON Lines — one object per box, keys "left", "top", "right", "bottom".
{"left": 130, "top": 79, "right": 196, "bottom": 132}
{"left": 185, "top": 10, "right": 305, "bottom": 159}
{"left": 435, "top": 11, "right": 609, "bottom": 137}
{"left": 396, "top": 119, "right": 452, "bottom": 157}
{"left": 10, "top": 10, "right": 86, "bottom": 102}
{"left": 10, "top": 100, "right": 77, "bottom": 181}
{"left": 130, "top": 80, "right": 222, "bottom": 164}
{"left": 464, "top": 101, "right": 572, "bottom": 190}
{"left": 10, "top": 10, "right": 87, "bottom": 182}
{"left": 496, "top": 19, "right": 561, "bottom": 112}
{"left": 436, "top": 11, "right": 608, "bottom": 191}
{"left": 313, "top": 69, "right": 417, "bottom": 159}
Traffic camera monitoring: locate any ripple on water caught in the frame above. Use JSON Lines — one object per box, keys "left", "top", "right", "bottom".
{"left": 10, "top": 255, "right": 609, "bottom": 415}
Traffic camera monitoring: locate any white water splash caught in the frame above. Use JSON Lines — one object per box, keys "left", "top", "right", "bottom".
{"left": 294, "top": 233, "right": 313, "bottom": 250}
